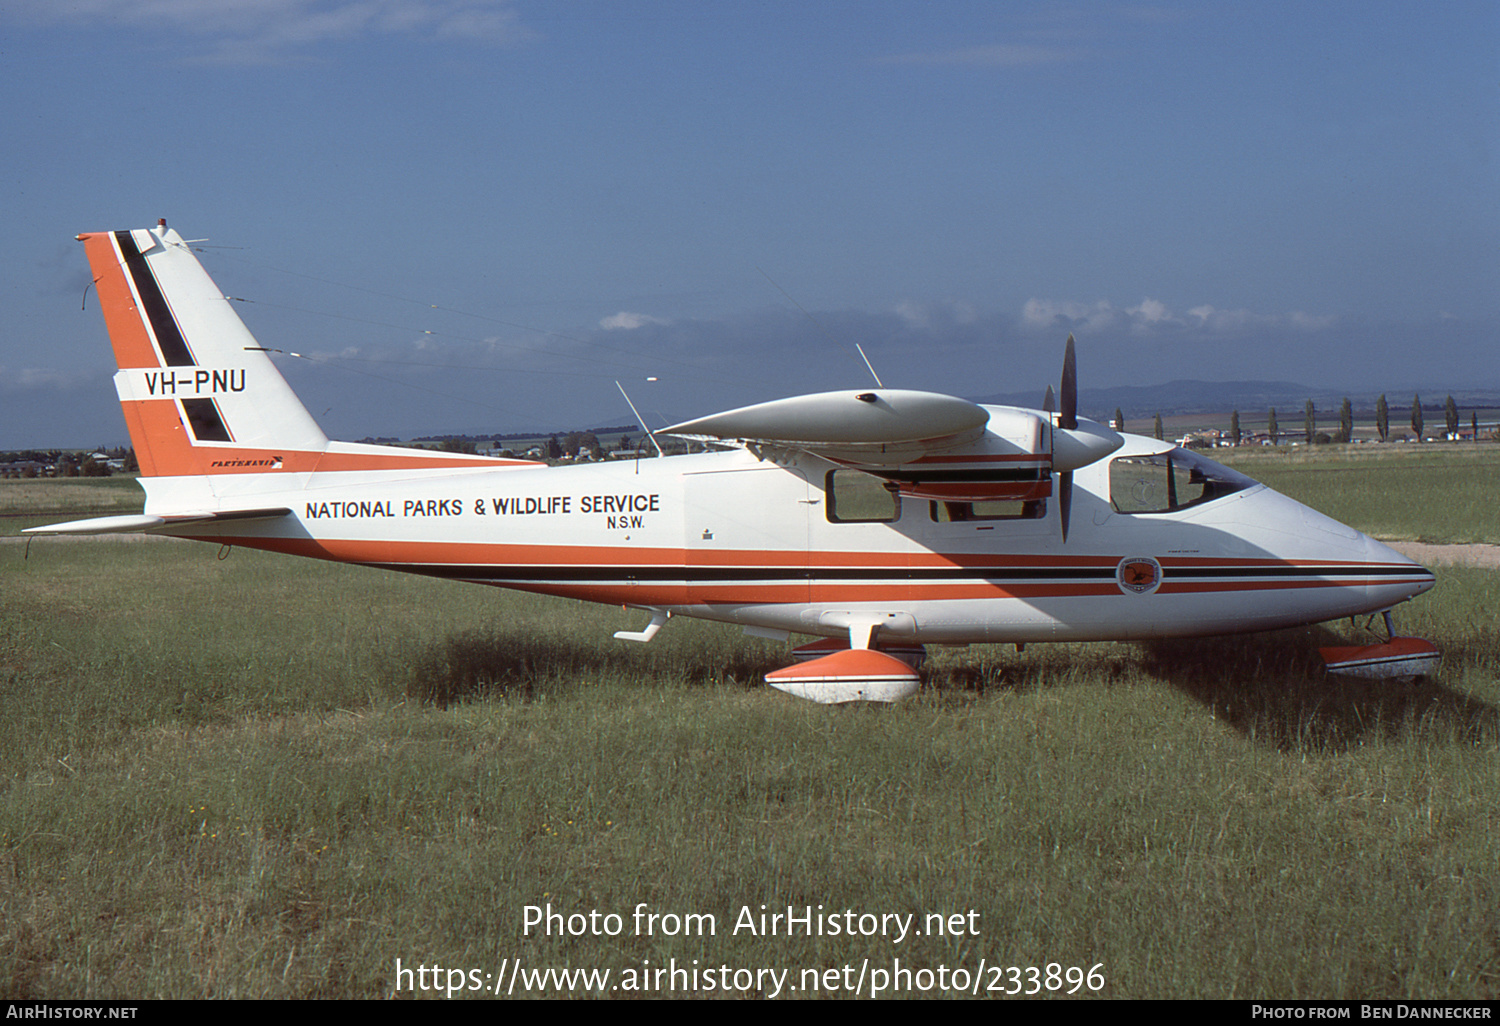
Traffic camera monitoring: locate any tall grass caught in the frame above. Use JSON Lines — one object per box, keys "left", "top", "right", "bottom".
{"left": 1, "top": 474, "right": 1496, "bottom": 999}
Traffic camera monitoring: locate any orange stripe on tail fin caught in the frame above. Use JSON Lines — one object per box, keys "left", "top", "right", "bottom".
{"left": 80, "top": 224, "right": 327, "bottom": 477}
{"left": 79, "top": 223, "right": 538, "bottom": 479}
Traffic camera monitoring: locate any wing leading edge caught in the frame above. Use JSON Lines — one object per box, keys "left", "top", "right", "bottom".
{"left": 658, "top": 387, "right": 1123, "bottom": 504}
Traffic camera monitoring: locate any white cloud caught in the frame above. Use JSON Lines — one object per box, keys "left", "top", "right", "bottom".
{"left": 599, "top": 311, "right": 668, "bottom": 331}
{"left": 1, "top": 366, "right": 85, "bottom": 390}
{"left": 6, "top": 0, "right": 532, "bottom": 63}
{"left": 1021, "top": 298, "right": 1119, "bottom": 333}
{"left": 894, "top": 300, "right": 930, "bottom": 330}
{"left": 896, "top": 299, "right": 979, "bottom": 330}
{"left": 871, "top": 5, "right": 1185, "bottom": 71}
{"left": 894, "top": 298, "right": 978, "bottom": 330}
{"left": 1188, "top": 304, "right": 1262, "bottom": 330}
{"left": 874, "top": 44, "right": 1083, "bottom": 68}
{"left": 1126, "top": 297, "right": 1173, "bottom": 325}
{"left": 1026, "top": 296, "right": 1337, "bottom": 336}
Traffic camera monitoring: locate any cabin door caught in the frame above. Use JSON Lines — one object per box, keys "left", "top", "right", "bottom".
{"left": 682, "top": 463, "right": 812, "bottom": 607}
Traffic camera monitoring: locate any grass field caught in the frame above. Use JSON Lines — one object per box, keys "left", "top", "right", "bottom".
{"left": 1218, "top": 443, "right": 1500, "bottom": 545}
{"left": 0, "top": 476, "right": 145, "bottom": 535}
{"left": 1, "top": 459, "right": 1496, "bottom": 1000}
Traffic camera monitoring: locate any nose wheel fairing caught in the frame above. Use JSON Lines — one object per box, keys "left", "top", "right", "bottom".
{"left": 1320, "top": 609, "right": 1440, "bottom": 681}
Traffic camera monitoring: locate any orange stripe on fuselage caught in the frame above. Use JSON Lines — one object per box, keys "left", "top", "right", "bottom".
{"left": 173, "top": 531, "right": 1408, "bottom": 578}
{"left": 905, "top": 453, "right": 1049, "bottom": 464}
{"left": 899, "top": 481, "right": 1052, "bottom": 502}
{"left": 120, "top": 398, "right": 539, "bottom": 478}
{"left": 312, "top": 451, "right": 537, "bottom": 473}
{"left": 173, "top": 531, "right": 1408, "bottom": 609}
{"left": 1157, "top": 555, "right": 1390, "bottom": 569}
{"left": 1157, "top": 579, "right": 1386, "bottom": 595}
{"left": 224, "top": 536, "right": 690, "bottom": 568}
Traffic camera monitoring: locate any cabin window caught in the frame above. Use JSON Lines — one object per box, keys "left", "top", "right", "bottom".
{"left": 1109, "top": 448, "right": 1256, "bottom": 514}
{"left": 929, "top": 499, "right": 1046, "bottom": 522}
{"left": 825, "top": 470, "right": 900, "bottom": 523}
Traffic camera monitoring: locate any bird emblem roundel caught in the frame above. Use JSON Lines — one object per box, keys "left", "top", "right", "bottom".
{"left": 1116, "top": 556, "right": 1162, "bottom": 595}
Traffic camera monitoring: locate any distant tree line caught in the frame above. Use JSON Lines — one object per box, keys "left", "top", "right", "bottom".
{"left": 409, "top": 426, "right": 638, "bottom": 444}
{"left": 0, "top": 446, "right": 136, "bottom": 478}
{"left": 1142, "top": 393, "right": 1492, "bottom": 448}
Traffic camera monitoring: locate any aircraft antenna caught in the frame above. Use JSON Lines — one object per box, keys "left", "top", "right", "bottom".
{"left": 616, "top": 381, "right": 665, "bottom": 457}
{"left": 855, "top": 343, "right": 885, "bottom": 388}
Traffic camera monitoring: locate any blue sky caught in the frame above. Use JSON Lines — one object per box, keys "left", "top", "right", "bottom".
{"left": 2, "top": 1, "right": 1495, "bottom": 447}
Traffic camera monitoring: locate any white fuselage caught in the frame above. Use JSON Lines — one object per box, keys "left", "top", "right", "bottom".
{"left": 57, "top": 224, "right": 1434, "bottom": 674}
{"left": 148, "top": 431, "right": 1433, "bottom": 647}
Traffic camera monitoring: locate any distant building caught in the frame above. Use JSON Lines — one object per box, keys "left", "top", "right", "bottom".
{"left": 1178, "top": 431, "right": 1227, "bottom": 449}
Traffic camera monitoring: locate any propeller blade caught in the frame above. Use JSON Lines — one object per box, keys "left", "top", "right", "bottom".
{"left": 1059, "top": 471, "right": 1073, "bottom": 543}
{"left": 1060, "top": 333, "right": 1077, "bottom": 431}
{"left": 1045, "top": 335, "right": 1122, "bottom": 542}
{"left": 1043, "top": 384, "right": 1055, "bottom": 414}
{"left": 1057, "top": 334, "right": 1077, "bottom": 541}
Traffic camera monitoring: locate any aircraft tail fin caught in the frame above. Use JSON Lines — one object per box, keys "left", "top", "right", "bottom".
{"left": 78, "top": 222, "right": 531, "bottom": 479}
{"left": 79, "top": 222, "right": 328, "bottom": 477}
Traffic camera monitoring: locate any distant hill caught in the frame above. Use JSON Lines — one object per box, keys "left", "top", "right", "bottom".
{"left": 969, "top": 380, "right": 1500, "bottom": 421}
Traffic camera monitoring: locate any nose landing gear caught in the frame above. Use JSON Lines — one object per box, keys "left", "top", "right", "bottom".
{"left": 1320, "top": 610, "right": 1439, "bottom": 682}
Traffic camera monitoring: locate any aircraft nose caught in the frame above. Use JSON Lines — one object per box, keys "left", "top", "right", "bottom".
{"left": 1361, "top": 532, "right": 1436, "bottom": 600}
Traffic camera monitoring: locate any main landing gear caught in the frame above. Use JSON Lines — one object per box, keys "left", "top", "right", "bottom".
{"left": 761, "top": 636, "right": 927, "bottom": 704}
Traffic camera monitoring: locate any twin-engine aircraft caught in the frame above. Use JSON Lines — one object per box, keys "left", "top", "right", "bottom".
{"left": 29, "top": 221, "right": 1439, "bottom": 701}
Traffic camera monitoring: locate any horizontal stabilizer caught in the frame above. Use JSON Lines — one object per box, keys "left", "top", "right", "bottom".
{"left": 23, "top": 514, "right": 167, "bottom": 535}
{"left": 24, "top": 507, "right": 292, "bottom": 536}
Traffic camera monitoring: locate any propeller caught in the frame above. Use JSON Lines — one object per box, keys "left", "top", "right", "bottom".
{"left": 1046, "top": 335, "right": 1120, "bottom": 543}
{"left": 1059, "top": 334, "right": 1077, "bottom": 432}
{"left": 1055, "top": 336, "right": 1077, "bottom": 541}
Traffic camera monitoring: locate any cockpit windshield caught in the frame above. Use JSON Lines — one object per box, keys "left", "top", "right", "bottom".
{"left": 1109, "top": 448, "right": 1258, "bottom": 514}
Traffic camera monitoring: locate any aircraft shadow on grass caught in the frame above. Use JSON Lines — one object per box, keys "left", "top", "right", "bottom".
{"left": 407, "top": 629, "right": 789, "bottom": 707}
{"left": 411, "top": 625, "right": 1496, "bottom": 752}
{"left": 1135, "top": 627, "right": 1499, "bottom": 753}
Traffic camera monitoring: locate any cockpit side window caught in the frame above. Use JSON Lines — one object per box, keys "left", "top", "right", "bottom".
{"left": 826, "top": 469, "right": 901, "bottom": 523}
{"left": 1109, "top": 448, "right": 1256, "bottom": 514}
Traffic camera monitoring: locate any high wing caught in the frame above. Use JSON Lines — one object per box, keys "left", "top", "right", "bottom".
{"left": 659, "top": 388, "right": 990, "bottom": 452}
{"left": 658, "top": 385, "right": 1124, "bottom": 506}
